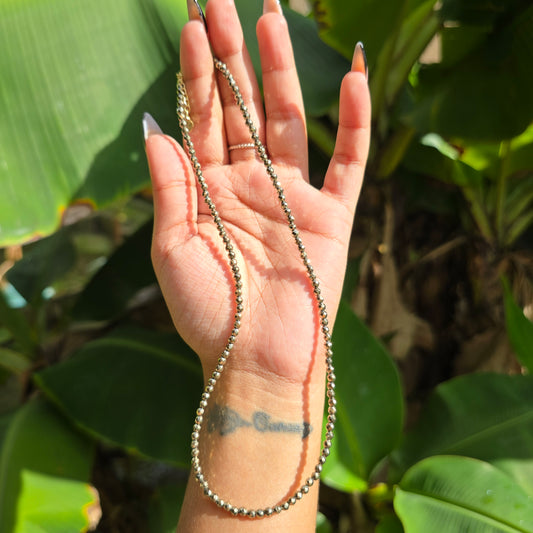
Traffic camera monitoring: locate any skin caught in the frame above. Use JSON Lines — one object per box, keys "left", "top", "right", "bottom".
{"left": 144, "top": 0, "right": 371, "bottom": 530}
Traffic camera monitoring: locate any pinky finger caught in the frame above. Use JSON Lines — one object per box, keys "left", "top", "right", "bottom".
{"left": 321, "top": 43, "right": 371, "bottom": 214}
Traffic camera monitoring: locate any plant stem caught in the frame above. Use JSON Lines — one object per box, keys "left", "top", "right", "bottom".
{"left": 386, "top": 3, "right": 440, "bottom": 106}
{"left": 505, "top": 209, "right": 533, "bottom": 247}
{"left": 0, "top": 347, "right": 31, "bottom": 375}
{"left": 462, "top": 187, "right": 494, "bottom": 244}
{"left": 0, "top": 290, "right": 38, "bottom": 357}
{"left": 375, "top": 125, "right": 416, "bottom": 179}
{"left": 496, "top": 140, "right": 511, "bottom": 246}
{"left": 370, "top": 1, "right": 408, "bottom": 134}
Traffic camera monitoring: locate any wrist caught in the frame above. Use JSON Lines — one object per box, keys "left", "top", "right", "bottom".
{"left": 191, "top": 357, "right": 327, "bottom": 501}
{"left": 191, "top": 388, "right": 324, "bottom": 519}
{"left": 199, "top": 355, "right": 327, "bottom": 415}
{"left": 188, "top": 329, "right": 334, "bottom": 520}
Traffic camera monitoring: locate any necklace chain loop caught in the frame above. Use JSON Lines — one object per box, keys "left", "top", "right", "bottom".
{"left": 176, "top": 60, "right": 337, "bottom": 519}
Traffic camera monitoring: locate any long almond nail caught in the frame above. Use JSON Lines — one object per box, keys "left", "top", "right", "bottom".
{"left": 187, "top": 0, "right": 207, "bottom": 30}
{"left": 143, "top": 112, "right": 163, "bottom": 141}
{"left": 263, "top": 0, "right": 283, "bottom": 15}
{"left": 352, "top": 42, "right": 368, "bottom": 81}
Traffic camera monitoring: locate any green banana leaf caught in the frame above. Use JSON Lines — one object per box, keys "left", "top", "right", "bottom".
{"left": 148, "top": 481, "right": 187, "bottom": 533}
{"left": 0, "top": 347, "right": 31, "bottom": 375}
{"left": 0, "top": 413, "right": 14, "bottom": 457}
{"left": 322, "top": 302, "right": 404, "bottom": 491}
{"left": 315, "top": 0, "right": 533, "bottom": 140}
{"left": 6, "top": 228, "right": 76, "bottom": 304}
{"left": 313, "top": 0, "right": 429, "bottom": 66}
{"left": 405, "top": 2, "right": 533, "bottom": 140}
{"left": 14, "top": 471, "right": 98, "bottom": 533}
{"left": 0, "top": 0, "right": 184, "bottom": 247}
{"left": 72, "top": 219, "right": 156, "bottom": 321}
{"left": 0, "top": 0, "right": 347, "bottom": 247}
{"left": 395, "top": 456, "right": 533, "bottom": 532}
{"left": 376, "top": 514, "right": 405, "bottom": 533}
{"left": 34, "top": 327, "right": 203, "bottom": 466}
{"left": 492, "top": 458, "right": 533, "bottom": 497}
{"left": 0, "top": 397, "right": 95, "bottom": 533}
{"left": 389, "top": 373, "right": 533, "bottom": 483}
{"left": 316, "top": 512, "right": 334, "bottom": 533}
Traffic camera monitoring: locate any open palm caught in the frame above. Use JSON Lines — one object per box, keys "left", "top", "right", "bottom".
{"left": 145, "top": 0, "right": 370, "bottom": 387}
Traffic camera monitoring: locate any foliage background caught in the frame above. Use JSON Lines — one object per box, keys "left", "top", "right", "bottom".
{"left": 0, "top": 0, "right": 532, "bottom": 531}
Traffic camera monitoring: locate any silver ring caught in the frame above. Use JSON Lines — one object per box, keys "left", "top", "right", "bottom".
{"left": 228, "top": 143, "right": 255, "bottom": 151}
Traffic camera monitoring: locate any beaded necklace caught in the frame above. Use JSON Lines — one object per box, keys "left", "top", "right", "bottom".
{"left": 176, "top": 61, "right": 336, "bottom": 518}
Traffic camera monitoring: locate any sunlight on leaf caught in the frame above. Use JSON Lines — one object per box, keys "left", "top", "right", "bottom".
{"left": 390, "top": 373, "right": 533, "bottom": 482}
{"left": 0, "top": 398, "right": 94, "bottom": 533}
{"left": 14, "top": 471, "right": 99, "bottom": 533}
{"left": 395, "top": 456, "right": 533, "bottom": 533}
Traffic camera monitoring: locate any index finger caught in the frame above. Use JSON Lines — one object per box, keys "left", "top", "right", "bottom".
{"left": 180, "top": 19, "right": 228, "bottom": 167}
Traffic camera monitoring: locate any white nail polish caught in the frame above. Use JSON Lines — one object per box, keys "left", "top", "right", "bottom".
{"left": 263, "top": 0, "right": 282, "bottom": 15}
{"left": 143, "top": 112, "right": 163, "bottom": 140}
{"left": 187, "top": 0, "right": 207, "bottom": 29}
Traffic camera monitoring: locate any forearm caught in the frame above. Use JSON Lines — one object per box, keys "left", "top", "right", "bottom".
{"left": 177, "top": 358, "right": 327, "bottom": 532}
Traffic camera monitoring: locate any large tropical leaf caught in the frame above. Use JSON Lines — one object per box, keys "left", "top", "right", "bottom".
{"left": 316, "top": 512, "right": 334, "bottom": 533}
{"left": 389, "top": 373, "right": 533, "bottom": 482}
{"left": 0, "top": 0, "right": 184, "bottom": 247}
{"left": 72, "top": 219, "right": 156, "bottom": 321}
{"left": 0, "top": 0, "right": 348, "bottom": 247}
{"left": 0, "top": 347, "right": 31, "bottom": 376}
{"left": 34, "top": 327, "right": 203, "bottom": 466}
{"left": 313, "top": 0, "right": 429, "bottom": 67}
{"left": 406, "top": 1, "right": 533, "bottom": 140}
{"left": 376, "top": 514, "right": 405, "bottom": 533}
{"left": 322, "top": 302, "right": 403, "bottom": 491}
{"left": 395, "top": 456, "right": 533, "bottom": 532}
{"left": 14, "top": 471, "right": 98, "bottom": 533}
{"left": 492, "top": 458, "right": 533, "bottom": 497}
{"left": 0, "top": 397, "right": 94, "bottom": 533}
{"left": 313, "top": 0, "right": 439, "bottom": 125}
{"left": 6, "top": 228, "right": 76, "bottom": 304}
{"left": 0, "top": 413, "right": 13, "bottom": 452}
{"left": 148, "top": 481, "right": 186, "bottom": 533}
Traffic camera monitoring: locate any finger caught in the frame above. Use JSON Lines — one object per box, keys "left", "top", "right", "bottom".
{"left": 321, "top": 44, "right": 371, "bottom": 213}
{"left": 206, "top": 0, "right": 266, "bottom": 163}
{"left": 144, "top": 121, "right": 198, "bottom": 254}
{"left": 180, "top": 19, "right": 227, "bottom": 167}
{"left": 257, "top": 12, "right": 308, "bottom": 175}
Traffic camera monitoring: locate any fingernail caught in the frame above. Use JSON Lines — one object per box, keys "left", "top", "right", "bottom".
{"left": 143, "top": 112, "right": 163, "bottom": 141}
{"left": 187, "top": 0, "right": 207, "bottom": 31}
{"left": 263, "top": 0, "right": 283, "bottom": 15}
{"left": 352, "top": 42, "right": 368, "bottom": 81}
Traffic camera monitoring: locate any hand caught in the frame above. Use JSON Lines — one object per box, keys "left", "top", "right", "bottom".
{"left": 144, "top": 0, "right": 370, "bottom": 529}
{"left": 145, "top": 0, "right": 370, "bottom": 392}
